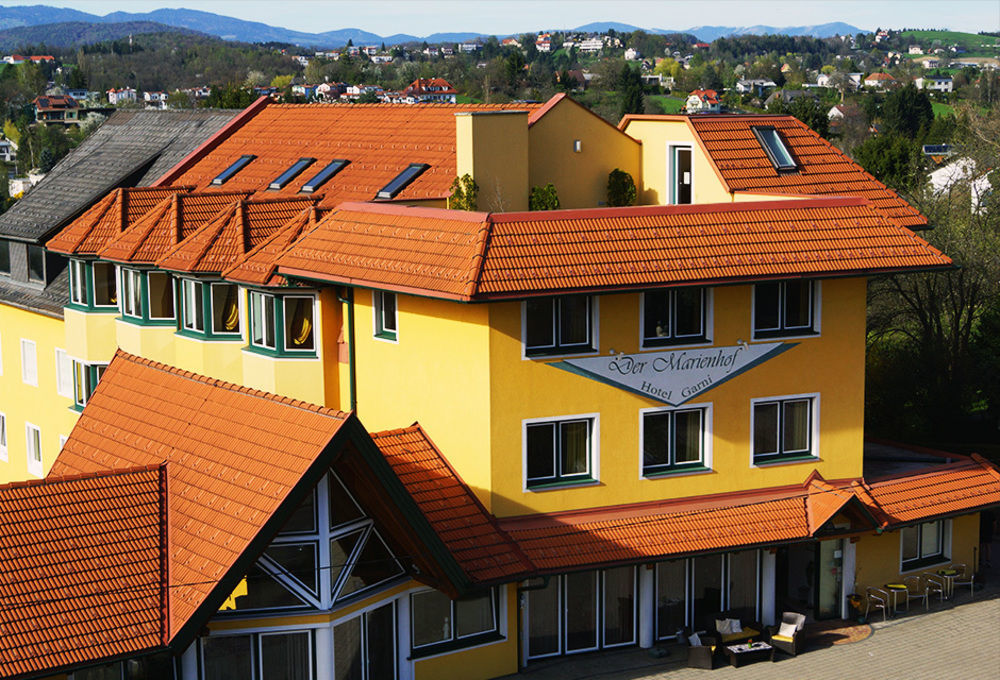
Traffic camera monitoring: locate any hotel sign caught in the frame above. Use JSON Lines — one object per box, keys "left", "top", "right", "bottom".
{"left": 552, "top": 343, "right": 795, "bottom": 406}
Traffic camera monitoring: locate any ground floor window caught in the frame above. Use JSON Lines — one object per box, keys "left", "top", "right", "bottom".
{"left": 901, "top": 520, "right": 948, "bottom": 570}
{"left": 410, "top": 588, "right": 500, "bottom": 656}
{"left": 202, "top": 631, "right": 313, "bottom": 680}
{"left": 525, "top": 566, "right": 636, "bottom": 660}
{"left": 334, "top": 603, "right": 396, "bottom": 680}
{"left": 655, "top": 550, "right": 760, "bottom": 640}
{"left": 73, "top": 651, "right": 174, "bottom": 680}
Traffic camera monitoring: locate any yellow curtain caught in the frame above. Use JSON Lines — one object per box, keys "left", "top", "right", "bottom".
{"left": 222, "top": 285, "right": 239, "bottom": 331}
{"left": 289, "top": 298, "right": 313, "bottom": 347}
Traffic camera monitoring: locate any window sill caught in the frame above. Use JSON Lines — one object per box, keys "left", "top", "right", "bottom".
{"left": 641, "top": 336, "right": 710, "bottom": 349}
{"left": 410, "top": 632, "right": 505, "bottom": 660}
{"left": 373, "top": 331, "right": 398, "bottom": 343}
{"left": 901, "top": 556, "right": 950, "bottom": 573}
{"left": 527, "top": 477, "right": 598, "bottom": 492}
{"left": 176, "top": 329, "right": 243, "bottom": 342}
{"left": 525, "top": 346, "right": 597, "bottom": 360}
{"left": 643, "top": 465, "right": 712, "bottom": 479}
{"left": 753, "top": 454, "right": 818, "bottom": 467}
{"left": 118, "top": 315, "right": 176, "bottom": 327}
{"left": 751, "top": 329, "right": 819, "bottom": 341}
{"left": 242, "top": 344, "right": 319, "bottom": 360}
{"left": 66, "top": 303, "right": 120, "bottom": 314}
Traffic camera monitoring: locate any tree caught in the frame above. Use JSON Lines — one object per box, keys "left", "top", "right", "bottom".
{"left": 616, "top": 63, "right": 644, "bottom": 120}
{"left": 606, "top": 169, "right": 637, "bottom": 207}
{"left": 529, "top": 183, "right": 560, "bottom": 210}
{"left": 448, "top": 174, "right": 479, "bottom": 210}
{"left": 852, "top": 133, "right": 921, "bottom": 192}
{"left": 166, "top": 90, "right": 193, "bottom": 109}
{"left": 882, "top": 83, "right": 933, "bottom": 140}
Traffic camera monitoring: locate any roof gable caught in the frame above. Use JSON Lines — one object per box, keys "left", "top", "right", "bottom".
{"left": 222, "top": 205, "right": 324, "bottom": 286}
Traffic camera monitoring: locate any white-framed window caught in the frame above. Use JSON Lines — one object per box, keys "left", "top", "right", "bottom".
{"left": 20, "top": 339, "right": 37, "bottom": 386}
{"left": 210, "top": 283, "right": 241, "bottom": 335}
{"left": 523, "top": 295, "right": 596, "bottom": 357}
{"left": 523, "top": 414, "right": 598, "bottom": 489}
{"left": 259, "top": 631, "right": 313, "bottom": 680}
{"left": 71, "top": 651, "right": 175, "bottom": 680}
{"left": 249, "top": 290, "right": 277, "bottom": 350}
{"left": 72, "top": 360, "right": 107, "bottom": 409}
{"left": 284, "top": 295, "right": 315, "bottom": 351}
{"left": 69, "top": 259, "right": 87, "bottom": 306}
{"left": 753, "top": 280, "right": 820, "bottom": 338}
{"left": 641, "top": 288, "right": 710, "bottom": 347}
{"left": 181, "top": 278, "right": 205, "bottom": 332}
{"left": 121, "top": 268, "right": 143, "bottom": 318}
{"left": 0, "top": 412, "right": 7, "bottom": 462}
{"left": 751, "top": 394, "right": 819, "bottom": 464}
{"left": 901, "top": 520, "right": 950, "bottom": 571}
{"left": 25, "top": 422, "right": 42, "bottom": 477}
{"left": 410, "top": 587, "right": 500, "bottom": 654}
{"left": 668, "top": 143, "right": 693, "bottom": 205}
{"left": 373, "top": 290, "right": 397, "bottom": 341}
{"left": 333, "top": 602, "right": 397, "bottom": 680}
{"left": 147, "top": 271, "right": 175, "bottom": 320}
{"left": 641, "top": 403, "right": 711, "bottom": 476}
{"left": 55, "top": 348, "right": 72, "bottom": 398}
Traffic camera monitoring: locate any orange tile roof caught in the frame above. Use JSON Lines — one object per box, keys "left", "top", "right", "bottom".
{"left": 370, "top": 425, "right": 533, "bottom": 584}
{"left": 618, "top": 114, "right": 925, "bottom": 228}
{"left": 49, "top": 350, "right": 351, "bottom": 646}
{"left": 0, "top": 467, "right": 165, "bottom": 680}
{"left": 99, "top": 191, "right": 250, "bottom": 265}
{"left": 46, "top": 186, "right": 191, "bottom": 255}
{"left": 274, "top": 198, "right": 951, "bottom": 300}
{"left": 158, "top": 101, "right": 541, "bottom": 209}
{"left": 156, "top": 196, "right": 315, "bottom": 274}
{"left": 222, "top": 205, "right": 324, "bottom": 286}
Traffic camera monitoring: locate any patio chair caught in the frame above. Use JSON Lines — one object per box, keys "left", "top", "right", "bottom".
{"left": 864, "top": 587, "right": 889, "bottom": 622}
{"left": 950, "top": 563, "right": 975, "bottom": 599}
{"left": 686, "top": 631, "right": 722, "bottom": 669}
{"left": 766, "top": 611, "right": 807, "bottom": 657}
{"left": 902, "top": 575, "right": 939, "bottom": 610}
{"left": 922, "top": 571, "right": 949, "bottom": 599}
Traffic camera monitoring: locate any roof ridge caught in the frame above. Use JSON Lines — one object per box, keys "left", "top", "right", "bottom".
{"left": 110, "top": 350, "right": 351, "bottom": 420}
{"left": 156, "top": 201, "right": 238, "bottom": 271}
{"left": 0, "top": 464, "right": 163, "bottom": 491}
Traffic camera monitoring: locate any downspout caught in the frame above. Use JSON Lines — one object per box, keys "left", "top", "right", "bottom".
{"left": 515, "top": 576, "right": 550, "bottom": 669}
{"left": 336, "top": 287, "right": 357, "bottom": 412}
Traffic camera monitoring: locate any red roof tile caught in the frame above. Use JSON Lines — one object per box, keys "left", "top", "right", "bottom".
{"left": 46, "top": 186, "right": 191, "bottom": 255}
{"left": 156, "top": 197, "right": 315, "bottom": 273}
{"left": 370, "top": 425, "right": 533, "bottom": 583}
{"left": 49, "top": 350, "right": 350, "bottom": 644}
{"left": 275, "top": 198, "right": 950, "bottom": 300}
{"left": 159, "top": 102, "right": 540, "bottom": 209}
{"left": 99, "top": 191, "right": 250, "bottom": 264}
{"left": 0, "top": 466, "right": 165, "bottom": 679}
{"left": 222, "top": 206, "right": 324, "bottom": 286}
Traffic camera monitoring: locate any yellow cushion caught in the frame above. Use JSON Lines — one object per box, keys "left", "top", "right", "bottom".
{"left": 771, "top": 634, "right": 794, "bottom": 643}
{"left": 886, "top": 583, "right": 906, "bottom": 589}
{"left": 720, "top": 628, "right": 757, "bottom": 643}
{"left": 938, "top": 569, "right": 958, "bottom": 576}
{"left": 744, "top": 627, "right": 759, "bottom": 637}
{"left": 709, "top": 645, "right": 717, "bottom": 652}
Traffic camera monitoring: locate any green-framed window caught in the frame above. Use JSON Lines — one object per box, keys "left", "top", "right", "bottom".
{"left": 67, "top": 258, "right": 118, "bottom": 311}
{"left": 72, "top": 360, "right": 107, "bottom": 410}
{"left": 248, "top": 291, "right": 317, "bottom": 356}
{"left": 641, "top": 405, "right": 710, "bottom": 476}
{"left": 752, "top": 395, "right": 816, "bottom": 464}
{"left": 179, "top": 278, "right": 241, "bottom": 339}
{"left": 117, "top": 267, "right": 176, "bottom": 325}
{"left": 373, "top": 290, "right": 397, "bottom": 341}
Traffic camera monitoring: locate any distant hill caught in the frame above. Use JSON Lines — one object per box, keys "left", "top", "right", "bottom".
{"left": 0, "top": 5, "right": 863, "bottom": 48}
{"left": 0, "top": 20, "right": 203, "bottom": 50}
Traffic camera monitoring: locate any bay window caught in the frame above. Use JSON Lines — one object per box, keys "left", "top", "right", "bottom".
{"left": 248, "top": 291, "right": 316, "bottom": 356}
{"left": 181, "top": 278, "right": 205, "bottom": 332}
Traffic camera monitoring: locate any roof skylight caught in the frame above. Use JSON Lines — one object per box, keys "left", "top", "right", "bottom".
{"left": 268, "top": 157, "right": 315, "bottom": 190}
{"left": 751, "top": 127, "right": 797, "bottom": 171}
{"left": 300, "top": 159, "right": 349, "bottom": 193}
{"left": 377, "top": 163, "right": 430, "bottom": 200}
{"left": 211, "top": 155, "right": 256, "bottom": 186}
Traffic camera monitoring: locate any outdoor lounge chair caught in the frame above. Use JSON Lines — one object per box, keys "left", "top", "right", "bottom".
{"left": 686, "top": 632, "right": 723, "bottom": 669}
{"left": 766, "top": 611, "right": 807, "bottom": 657}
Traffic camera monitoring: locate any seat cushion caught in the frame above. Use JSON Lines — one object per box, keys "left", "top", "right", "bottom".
{"left": 771, "top": 634, "right": 795, "bottom": 643}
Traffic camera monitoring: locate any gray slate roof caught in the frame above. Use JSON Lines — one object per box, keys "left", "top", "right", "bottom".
{"left": 0, "top": 266, "right": 69, "bottom": 318}
{"left": 0, "top": 108, "right": 240, "bottom": 243}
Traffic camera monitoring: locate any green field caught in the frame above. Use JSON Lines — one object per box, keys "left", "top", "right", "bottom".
{"left": 901, "top": 30, "right": 999, "bottom": 57}
{"left": 648, "top": 95, "right": 685, "bottom": 114}
{"left": 455, "top": 94, "right": 482, "bottom": 104}
{"left": 932, "top": 101, "right": 956, "bottom": 117}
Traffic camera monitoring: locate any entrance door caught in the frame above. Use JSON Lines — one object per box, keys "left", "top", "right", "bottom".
{"left": 816, "top": 539, "right": 844, "bottom": 619}
{"left": 669, "top": 146, "right": 693, "bottom": 204}
{"left": 776, "top": 543, "right": 815, "bottom": 616}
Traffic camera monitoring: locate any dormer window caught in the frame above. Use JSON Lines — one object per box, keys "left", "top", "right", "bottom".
{"left": 377, "top": 163, "right": 429, "bottom": 199}
{"left": 0, "top": 239, "right": 10, "bottom": 275}
{"left": 300, "top": 159, "right": 348, "bottom": 193}
{"left": 27, "top": 245, "right": 45, "bottom": 283}
{"left": 211, "top": 155, "right": 256, "bottom": 186}
{"left": 752, "top": 126, "right": 797, "bottom": 171}
{"left": 268, "top": 157, "right": 315, "bottom": 190}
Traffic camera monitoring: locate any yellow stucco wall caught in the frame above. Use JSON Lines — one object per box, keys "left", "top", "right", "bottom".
{"left": 622, "top": 118, "right": 733, "bottom": 206}
{"left": 456, "top": 111, "right": 530, "bottom": 212}
{"left": 172, "top": 334, "right": 244, "bottom": 384}
{"left": 527, "top": 99, "right": 642, "bottom": 209}
{"left": 115, "top": 319, "right": 175, "bottom": 365}
{"left": 487, "top": 278, "right": 867, "bottom": 516}
{"left": 351, "top": 289, "right": 495, "bottom": 506}
{"left": 0, "top": 304, "right": 80, "bottom": 482}
{"left": 853, "top": 514, "right": 980, "bottom": 590}
{"left": 63, "top": 307, "right": 118, "bottom": 363}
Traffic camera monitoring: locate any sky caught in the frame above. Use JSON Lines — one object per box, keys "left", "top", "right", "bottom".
{"left": 42, "top": 0, "right": 1000, "bottom": 37}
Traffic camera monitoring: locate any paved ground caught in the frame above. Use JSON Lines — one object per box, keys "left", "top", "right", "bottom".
{"left": 497, "top": 562, "right": 1000, "bottom": 680}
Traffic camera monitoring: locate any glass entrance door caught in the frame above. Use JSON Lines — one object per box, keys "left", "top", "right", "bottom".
{"left": 816, "top": 539, "right": 843, "bottom": 619}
